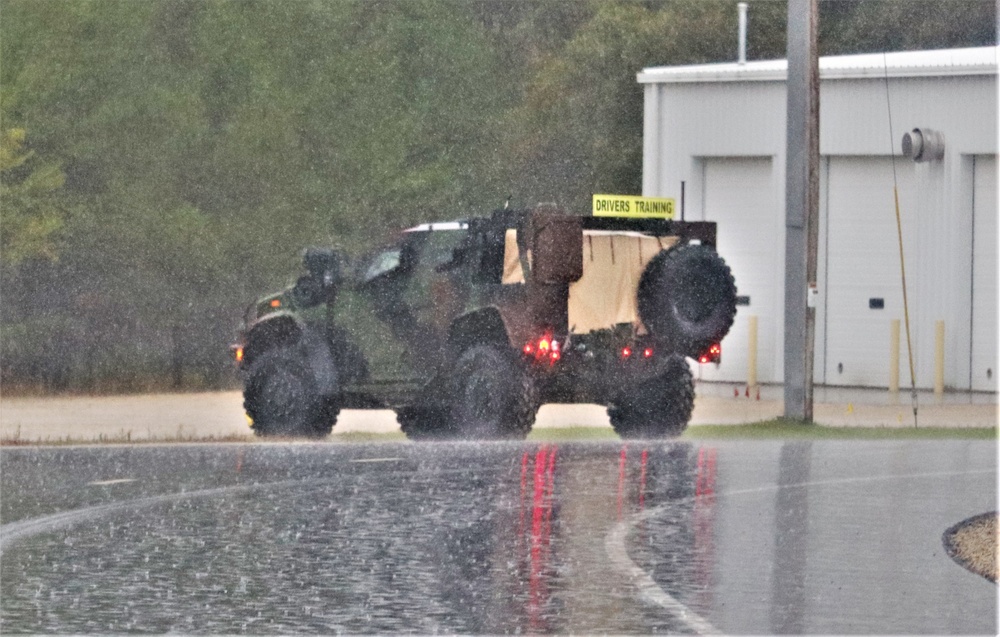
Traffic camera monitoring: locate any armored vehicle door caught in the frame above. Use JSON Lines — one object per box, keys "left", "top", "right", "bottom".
{"left": 334, "top": 226, "right": 471, "bottom": 388}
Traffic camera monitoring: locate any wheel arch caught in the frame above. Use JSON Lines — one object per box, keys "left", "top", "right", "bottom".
{"left": 448, "top": 307, "right": 512, "bottom": 353}
{"left": 243, "top": 314, "right": 302, "bottom": 366}
{"left": 243, "top": 314, "right": 338, "bottom": 396}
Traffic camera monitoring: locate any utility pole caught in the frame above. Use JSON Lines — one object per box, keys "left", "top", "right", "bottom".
{"left": 783, "top": 0, "right": 820, "bottom": 422}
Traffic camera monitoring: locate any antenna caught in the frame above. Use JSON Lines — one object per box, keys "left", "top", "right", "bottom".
{"left": 883, "top": 52, "right": 919, "bottom": 428}
{"left": 738, "top": 3, "right": 748, "bottom": 65}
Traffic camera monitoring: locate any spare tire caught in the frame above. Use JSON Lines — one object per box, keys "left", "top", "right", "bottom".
{"left": 637, "top": 243, "right": 737, "bottom": 359}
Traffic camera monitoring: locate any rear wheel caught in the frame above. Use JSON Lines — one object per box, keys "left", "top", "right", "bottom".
{"left": 446, "top": 344, "right": 538, "bottom": 440}
{"left": 397, "top": 406, "right": 450, "bottom": 440}
{"left": 243, "top": 346, "right": 339, "bottom": 438}
{"left": 608, "top": 354, "right": 694, "bottom": 439}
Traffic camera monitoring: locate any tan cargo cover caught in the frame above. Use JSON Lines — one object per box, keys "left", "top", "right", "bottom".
{"left": 503, "top": 229, "right": 677, "bottom": 334}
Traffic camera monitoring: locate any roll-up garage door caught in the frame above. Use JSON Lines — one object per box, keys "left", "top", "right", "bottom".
{"left": 699, "top": 157, "right": 776, "bottom": 383}
{"left": 971, "top": 155, "right": 997, "bottom": 392}
{"left": 824, "top": 157, "right": 916, "bottom": 387}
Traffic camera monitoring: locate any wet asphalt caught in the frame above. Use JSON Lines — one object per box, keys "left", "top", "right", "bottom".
{"left": 1, "top": 441, "right": 995, "bottom": 635}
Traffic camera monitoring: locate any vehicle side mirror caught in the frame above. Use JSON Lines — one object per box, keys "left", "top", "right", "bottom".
{"left": 293, "top": 248, "right": 341, "bottom": 307}
{"left": 292, "top": 274, "right": 323, "bottom": 307}
{"left": 303, "top": 248, "right": 341, "bottom": 288}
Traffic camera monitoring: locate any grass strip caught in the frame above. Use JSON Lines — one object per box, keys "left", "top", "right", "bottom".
{"left": 525, "top": 421, "right": 997, "bottom": 441}
{"left": 685, "top": 420, "right": 996, "bottom": 439}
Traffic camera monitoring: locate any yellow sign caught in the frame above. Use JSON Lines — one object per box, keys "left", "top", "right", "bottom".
{"left": 592, "top": 194, "right": 676, "bottom": 219}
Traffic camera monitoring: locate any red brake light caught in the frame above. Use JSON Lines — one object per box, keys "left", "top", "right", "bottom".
{"left": 643, "top": 347, "right": 653, "bottom": 358}
{"left": 622, "top": 347, "right": 632, "bottom": 358}
{"left": 699, "top": 343, "right": 722, "bottom": 364}
{"left": 525, "top": 333, "right": 561, "bottom": 365}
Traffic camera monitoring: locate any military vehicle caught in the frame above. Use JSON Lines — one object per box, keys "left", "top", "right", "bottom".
{"left": 232, "top": 203, "right": 737, "bottom": 440}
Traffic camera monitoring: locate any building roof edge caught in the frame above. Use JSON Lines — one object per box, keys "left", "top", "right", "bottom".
{"left": 637, "top": 46, "right": 999, "bottom": 84}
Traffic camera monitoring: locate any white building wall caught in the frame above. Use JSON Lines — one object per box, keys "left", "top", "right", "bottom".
{"left": 640, "top": 49, "right": 998, "bottom": 391}
{"left": 971, "top": 155, "right": 998, "bottom": 391}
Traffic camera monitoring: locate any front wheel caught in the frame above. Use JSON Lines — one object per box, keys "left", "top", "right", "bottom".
{"left": 608, "top": 354, "right": 694, "bottom": 439}
{"left": 446, "top": 344, "right": 538, "bottom": 440}
{"left": 243, "top": 346, "right": 339, "bottom": 438}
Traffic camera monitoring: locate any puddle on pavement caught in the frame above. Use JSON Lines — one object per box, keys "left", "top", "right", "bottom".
{"left": 1, "top": 441, "right": 995, "bottom": 634}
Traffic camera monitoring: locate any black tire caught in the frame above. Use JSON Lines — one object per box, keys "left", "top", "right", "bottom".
{"left": 243, "top": 346, "right": 339, "bottom": 438}
{"left": 637, "top": 243, "right": 737, "bottom": 359}
{"left": 445, "top": 344, "right": 538, "bottom": 440}
{"left": 608, "top": 354, "right": 694, "bottom": 439}
{"left": 397, "top": 406, "right": 451, "bottom": 440}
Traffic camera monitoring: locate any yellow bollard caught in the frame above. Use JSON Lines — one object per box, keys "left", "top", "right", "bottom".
{"left": 935, "top": 320, "right": 945, "bottom": 396}
{"left": 747, "top": 315, "right": 758, "bottom": 389}
{"left": 889, "top": 319, "right": 900, "bottom": 393}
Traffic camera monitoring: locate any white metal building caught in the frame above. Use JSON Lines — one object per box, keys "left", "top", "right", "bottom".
{"left": 638, "top": 47, "right": 998, "bottom": 392}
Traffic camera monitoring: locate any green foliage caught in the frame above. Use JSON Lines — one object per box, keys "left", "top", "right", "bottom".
{"left": 0, "top": 0, "right": 993, "bottom": 393}
{"left": 0, "top": 128, "right": 66, "bottom": 264}
{"left": 819, "top": 0, "right": 997, "bottom": 55}
{"left": 498, "top": 0, "right": 994, "bottom": 211}
{"left": 498, "top": 0, "right": 787, "bottom": 211}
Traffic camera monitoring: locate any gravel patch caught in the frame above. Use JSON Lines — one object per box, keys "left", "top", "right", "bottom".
{"left": 943, "top": 512, "right": 998, "bottom": 583}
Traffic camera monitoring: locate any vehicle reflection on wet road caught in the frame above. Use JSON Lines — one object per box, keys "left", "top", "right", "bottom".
{"left": 1, "top": 441, "right": 995, "bottom": 634}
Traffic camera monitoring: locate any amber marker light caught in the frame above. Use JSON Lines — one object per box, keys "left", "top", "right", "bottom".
{"left": 270, "top": 298, "right": 282, "bottom": 308}
{"left": 235, "top": 347, "right": 244, "bottom": 363}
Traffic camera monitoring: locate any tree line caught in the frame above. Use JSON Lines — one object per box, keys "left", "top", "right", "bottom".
{"left": 1, "top": 0, "right": 994, "bottom": 393}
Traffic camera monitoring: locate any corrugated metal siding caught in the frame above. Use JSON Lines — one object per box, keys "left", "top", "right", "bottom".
{"left": 822, "top": 76, "right": 998, "bottom": 156}
{"left": 971, "top": 155, "right": 998, "bottom": 391}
